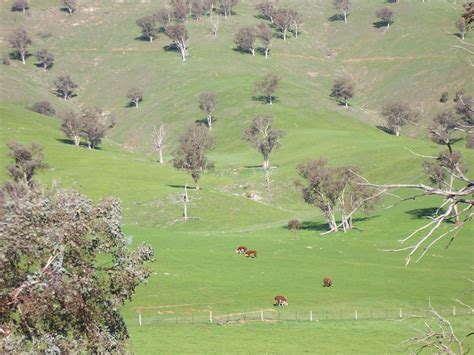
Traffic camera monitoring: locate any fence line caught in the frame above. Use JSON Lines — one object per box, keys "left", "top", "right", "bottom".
{"left": 131, "top": 307, "right": 473, "bottom": 326}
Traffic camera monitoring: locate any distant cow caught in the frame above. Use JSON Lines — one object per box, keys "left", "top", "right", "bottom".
{"left": 235, "top": 246, "right": 248, "bottom": 254}
{"left": 323, "top": 277, "right": 333, "bottom": 287}
{"left": 273, "top": 295, "right": 288, "bottom": 306}
{"left": 244, "top": 250, "right": 257, "bottom": 258}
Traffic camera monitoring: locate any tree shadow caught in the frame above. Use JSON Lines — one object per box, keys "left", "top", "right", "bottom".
{"left": 167, "top": 184, "right": 197, "bottom": 190}
{"left": 373, "top": 21, "right": 388, "bottom": 29}
{"left": 328, "top": 14, "right": 345, "bottom": 22}
{"left": 194, "top": 118, "right": 214, "bottom": 127}
{"left": 59, "top": 7, "right": 74, "bottom": 15}
{"left": 232, "top": 47, "right": 253, "bottom": 56}
{"left": 8, "top": 52, "right": 32, "bottom": 62}
{"left": 252, "top": 95, "right": 278, "bottom": 105}
{"left": 134, "top": 35, "right": 153, "bottom": 42}
{"left": 163, "top": 44, "right": 179, "bottom": 53}
{"left": 406, "top": 208, "right": 444, "bottom": 219}
{"left": 376, "top": 125, "right": 396, "bottom": 135}
{"left": 55, "top": 138, "right": 100, "bottom": 149}
{"left": 34, "top": 62, "right": 53, "bottom": 70}
{"left": 243, "top": 165, "right": 263, "bottom": 169}
{"left": 300, "top": 221, "right": 329, "bottom": 232}
{"left": 54, "top": 91, "right": 77, "bottom": 100}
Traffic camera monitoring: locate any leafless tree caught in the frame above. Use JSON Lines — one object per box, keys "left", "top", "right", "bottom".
{"left": 165, "top": 24, "right": 189, "bottom": 61}
{"left": 7, "top": 28, "right": 32, "bottom": 64}
{"left": 11, "top": 0, "right": 29, "bottom": 13}
{"left": 219, "top": 0, "right": 238, "bottom": 18}
{"left": 54, "top": 74, "right": 78, "bottom": 100}
{"left": 210, "top": 14, "right": 220, "bottom": 38}
{"left": 35, "top": 49, "right": 54, "bottom": 70}
{"left": 381, "top": 101, "right": 418, "bottom": 136}
{"left": 333, "top": 0, "right": 351, "bottom": 23}
{"left": 256, "top": 0, "right": 277, "bottom": 24}
{"left": 289, "top": 10, "right": 303, "bottom": 38}
{"left": 60, "top": 0, "right": 77, "bottom": 15}
{"left": 60, "top": 111, "right": 82, "bottom": 146}
{"left": 274, "top": 9, "right": 292, "bottom": 41}
{"left": 330, "top": 76, "right": 355, "bottom": 108}
{"left": 376, "top": 7, "right": 394, "bottom": 29}
{"left": 136, "top": 16, "right": 158, "bottom": 42}
{"left": 127, "top": 87, "right": 143, "bottom": 108}
{"left": 243, "top": 114, "right": 284, "bottom": 169}
{"left": 173, "top": 0, "right": 188, "bottom": 21}
{"left": 235, "top": 26, "right": 257, "bottom": 56}
{"left": 198, "top": 92, "right": 217, "bottom": 130}
{"left": 152, "top": 123, "right": 166, "bottom": 164}
{"left": 154, "top": 8, "right": 173, "bottom": 29}
{"left": 257, "top": 23, "right": 273, "bottom": 59}
{"left": 256, "top": 73, "right": 280, "bottom": 104}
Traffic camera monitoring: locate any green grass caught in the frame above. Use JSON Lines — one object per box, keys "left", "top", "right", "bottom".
{"left": 1, "top": 0, "right": 473, "bottom": 353}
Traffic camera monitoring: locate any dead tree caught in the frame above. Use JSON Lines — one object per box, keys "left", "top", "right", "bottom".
{"left": 152, "top": 123, "right": 166, "bottom": 164}
{"left": 210, "top": 14, "right": 219, "bottom": 39}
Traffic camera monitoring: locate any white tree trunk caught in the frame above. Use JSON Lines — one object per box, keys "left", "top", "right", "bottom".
{"left": 265, "top": 48, "right": 269, "bottom": 59}
{"left": 207, "top": 115, "right": 212, "bottom": 130}
{"left": 158, "top": 149, "right": 163, "bottom": 164}
{"left": 343, "top": 11, "right": 347, "bottom": 23}
{"left": 21, "top": 53, "right": 25, "bottom": 64}
{"left": 183, "top": 185, "right": 188, "bottom": 221}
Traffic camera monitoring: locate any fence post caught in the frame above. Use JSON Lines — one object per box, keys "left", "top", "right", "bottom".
{"left": 399, "top": 308, "right": 402, "bottom": 319}
{"left": 355, "top": 310, "right": 358, "bottom": 320}
{"left": 209, "top": 310, "right": 213, "bottom": 323}
{"left": 261, "top": 310, "right": 264, "bottom": 321}
{"left": 453, "top": 306, "right": 456, "bottom": 316}
{"left": 310, "top": 310, "right": 313, "bottom": 322}
{"left": 138, "top": 313, "right": 142, "bottom": 326}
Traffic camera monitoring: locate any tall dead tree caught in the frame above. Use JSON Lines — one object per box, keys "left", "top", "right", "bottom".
{"left": 152, "top": 123, "right": 166, "bottom": 164}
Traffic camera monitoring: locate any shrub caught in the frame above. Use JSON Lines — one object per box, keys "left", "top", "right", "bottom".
{"left": 28, "top": 101, "right": 56, "bottom": 116}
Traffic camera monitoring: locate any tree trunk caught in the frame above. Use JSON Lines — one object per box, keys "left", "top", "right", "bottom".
{"left": 64, "top": 93, "right": 68, "bottom": 100}
{"left": 150, "top": 36, "right": 153, "bottom": 43}
{"left": 269, "top": 96, "right": 273, "bottom": 105}
{"left": 207, "top": 116, "right": 212, "bottom": 130}
{"left": 343, "top": 11, "right": 347, "bottom": 23}
{"left": 283, "top": 29, "right": 287, "bottom": 41}
{"left": 87, "top": 142, "right": 91, "bottom": 149}
{"left": 251, "top": 48, "right": 255, "bottom": 56}
{"left": 387, "top": 22, "right": 390, "bottom": 29}
{"left": 344, "top": 100, "right": 348, "bottom": 108}
{"left": 265, "top": 48, "right": 269, "bottom": 59}
{"left": 158, "top": 149, "right": 163, "bottom": 164}
{"left": 395, "top": 130, "right": 400, "bottom": 137}
{"left": 181, "top": 49, "right": 186, "bottom": 61}
{"left": 183, "top": 185, "right": 188, "bottom": 221}
{"left": 461, "top": 33, "right": 465, "bottom": 40}
{"left": 74, "top": 136, "right": 80, "bottom": 146}
{"left": 135, "top": 100, "right": 139, "bottom": 108}
{"left": 43, "top": 63, "right": 48, "bottom": 71}
{"left": 21, "top": 53, "right": 25, "bottom": 64}
{"left": 295, "top": 25, "right": 298, "bottom": 38}
{"left": 263, "top": 158, "right": 269, "bottom": 169}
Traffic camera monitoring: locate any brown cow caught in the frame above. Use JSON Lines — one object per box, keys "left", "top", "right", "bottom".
{"left": 273, "top": 295, "right": 288, "bottom": 306}
{"left": 244, "top": 250, "right": 257, "bottom": 258}
{"left": 235, "top": 246, "right": 248, "bottom": 254}
{"left": 323, "top": 277, "right": 333, "bottom": 287}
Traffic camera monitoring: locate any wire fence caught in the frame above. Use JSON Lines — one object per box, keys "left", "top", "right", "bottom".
{"left": 131, "top": 306, "right": 473, "bottom": 326}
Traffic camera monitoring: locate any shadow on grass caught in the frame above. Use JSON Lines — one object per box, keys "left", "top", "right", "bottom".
{"left": 167, "top": 184, "right": 197, "bottom": 190}
{"left": 376, "top": 125, "right": 396, "bottom": 135}
{"left": 406, "top": 208, "right": 444, "bottom": 219}
{"left": 294, "top": 216, "right": 378, "bottom": 233}
{"left": 252, "top": 95, "right": 278, "bottom": 105}
{"left": 373, "top": 21, "right": 389, "bottom": 29}
{"left": 328, "top": 14, "right": 345, "bottom": 22}
{"left": 55, "top": 138, "right": 100, "bottom": 149}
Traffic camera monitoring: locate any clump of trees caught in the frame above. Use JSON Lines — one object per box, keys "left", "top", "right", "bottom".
{"left": 198, "top": 92, "right": 217, "bottom": 130}
{"left": 127, "top": 88, "right": 143, "bottom": 108}
{"left": 243, "top": 114, "right": 284, "bottom": 169}
{"left": 330, "top": 76, "right": 355, "bottom": 108}
{"left": 375, "top": 7, "right": 394, "bottom": 29}
{"left": 172, "top": 125, "right": 216, "bottom": 190}
{"left": 60, "top": 0, "right": 77, "bottom": 15}
{"left": 0, "top": 143, "right": 154, "bottom": 353}
{"left": 11, "top": 0, "right": 29, "bottom": 13}
{"left": 7, "top": 28, "right": 32, "bottom": 64}
{"left": 333, "top": 0, "right": 351, "bottom": 23}
{"left": 165, "top": 24, "right": 189, "bottom": 61}
{"left": 235, "top": 27, "right": 257, "bottom": 56}
{"left": 256, "top": 73, "right": 280, "bottom": 104}
{"left": 28, "top": 101, "right": 56, "bottom": 116}
{"left": 54, "top": 74, "right": 78, "bottom": 100}
{"left": 35, "top": 49, "right": 54, "bottom": 70}
{"left": 381, "top": 101, "right": 418, "bottom": 136}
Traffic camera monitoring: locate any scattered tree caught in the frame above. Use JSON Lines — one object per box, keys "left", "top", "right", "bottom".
{"left": 165, "top": 24, "right": 189, "bottom": 61}
{"left": 80, "top": 108, "right": 108, "bottom": 149}
{"left": 60, "top": 111, "right": 82, "bottom": 146}
{"left": 429, "top": 111, "right": 459, "bottom": 149}
{"left": 376, "top": 7, "right": 394, "bottom": 29}
{"left": 35, "top": 49, "right": 54, "bottom": 70}
{"left": 60, "top": 0, "right": 77, "bottom": 14}
{"left": 381, "top": 101, "right": 418, "bottom": 136}
{"left": 152, "top": 123, "right": 166, "bottom": 164}
{"left": 257, "top": 23, "right": 273, "bottom": 59}
{"left": 28, "top": 101, "right": 55, "bottom": 116}
{"left": 202, "top": 0, "right": 214, "bottom": 16}
{"left": 289, "top": 10, "right": 303, "bottom": 38}
{"left": 333, "top": 0, "right": 351, "bottom": 23}
{"left": 330, "top": 76, "right": 355, "bottom": 108}
{"left": 172, "top": 125, "right": 216, "bottom": 190}
{"left": 54, "top": 74, "right": 78, "bottom": 100}
{"left": 462, "top": 1, "right": 474, "bottom": 25}
{"left": 287, "top": 219, "right": 302, "bottom": 237}
{"left": 7, "top": 28, "right": 32, "bottom": 64}
{"left": 210, "top": 14, "right": 220, "bottom": 38}
{"left": 11, "top": 0, "right": 29, "bottom": 13}
{"left": 219, "top": 0, "right": 238, "bottom": 18}
{"left": 127, "top": 87, "right": 143, "bottom": 108}
{"left": 456, "top": 18, "right": 469, "bottom": 40}
{"left": 243, "top": 114, "right": 284, "bottom": 169}
{"left": 255, "top": 72, "right": 280, "bottom": 104}
{"left": 136, "top": 16, "right": 158, "bottom": 42}
{"left": 274, "top": 9, "right": 293, "bottom": 41}
{"left": 455, "top": 92, "right": 474, "bottom": 129}
{"left": 5, "top": 141, "right": 47, "bottom": 185}
{"left": 191, "top": 0, "right": 205, "bottom": 19}
{"left": 154, "top": 8, "right": 173, "bottom": 29}
{"left": 256, "top": 0, "right": 277, "bottom": 24}
{"left": 235, "top": 26, "right": 257, "bottom": 56}
{"left": 198, "top": 92, "right": 217, "bottom": 130}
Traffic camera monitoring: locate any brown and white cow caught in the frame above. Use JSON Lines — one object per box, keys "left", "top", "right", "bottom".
{"left": 273, "top": 295, "right": 288, "bottom": 306}
{"left": 244, "top": 250, "right": 257, "bottom": 258}
{"left": 235, "top": 246, "right": 248, "bottom": 254}
{"left": 323, "top": 277, "right": 333, "bottom": 287}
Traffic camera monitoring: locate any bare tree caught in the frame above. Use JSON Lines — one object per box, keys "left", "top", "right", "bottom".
{"left": 8, "top": 28, "right": 32, "bottom": 64}
{"left": 202, "top": 0, "right": 214, "bottom": 16}
{"left": 235, "top": 26, "right": 257, "bottom": 56}
{"left": 330, "top": 76, "right": 355, "bottom": 108}
{"left": 289, "top": 10, "right": 303, "bottom": 38}
{"left": 243, "top": 114, "right": 284, "bottom": 169}
{"left": 60, "top": 111, "right": 82, "bottom": 147}
{"left": 333, "top": 0, "right": 351, "bottom": 23}
{"left": 257, "top": 23, "right": 273, "bottom": 59}
{"left": 173, "top": 0, "right": 188, "bottom": 21}
{"left": 274, "top": 9, "right": 293, "bottom": 41}
{"left": 136, "top": 16, "right": 158, "bottom": 42}
{"left": 127, "top": 87, "right": 143, "bottom": 108}
{"left": 60, "top": 0, "right": 77, "bottom": 15}
{"left": 11, "top": 0, "right": 29, "bottom": 13}
{"left": 177, "top": 184, "right": 190, "bottom": 221}
{"left": 456, "top": 18, "right": 468, "bottom": 40}
{"left": 35, "top": 49, "right": 54, "bottom": 70}
{"left": 152, "top": 123, "right": 166, "bottom": 164}
{"left": 172, "top": 125, "right": 216, "bottom": 190}
{"left": 198, "top": 92, "right": 217, "bottom": 130}
{"left": 256, "top": 73, "right": 280, "bottom": 104}
{"left": 154, "top": 8, "right": 173, "bottom": 29}
{"left": 6, "top": 141, "right": 47, "bottom": 185}
{"left": 381, "top": 101, "right": 418, "bottom": 136}
{"left": 191, "top": 0, "right": 205, "bottom": 19}
{"left": 54, "top": 74, "right": 78, "bottom": 100}
{"left": 80, "top": 108, "right": 108, "bottom": 149}
{"left": 210, "top": 14, "right": 220, "bottom": 38}
{"left": 256, "top": 0, "right": 277, "bottom": 24}
{"left": 28, "top": 101, "right": 55, "bottom": 116}
{"left": 165, "top": 24, "right": 189, "bottom": 61}
{"left": 219, "top": 0, "right": 238, "bottom": 18}
{"left": 376, "top": 7, "right": 394, "bottom": 29}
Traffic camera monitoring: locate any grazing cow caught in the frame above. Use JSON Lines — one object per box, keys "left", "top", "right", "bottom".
{"left": 235, "top": 246, "right": 248, "bottom": 254}
{"left": 273, "top": 295, "right": 288, "bottom": 306}
{"left": 244, "top": 250, "right": 257, "bottom": 258}
{"left": 323, "top": 277, "right": 333, "bottom": 287}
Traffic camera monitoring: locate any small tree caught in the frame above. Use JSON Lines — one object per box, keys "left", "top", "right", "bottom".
{"left": 256, "top": 0, "right": 277, "bottom": 24}
{"left": 243, "top": 114, "right": 284, "bottom": 169}
{"left": 35, "top": 49, "right": 54, "bottom": 70}
{"left": 191, "top": 0, "right": 205, "bottom": 19}
{"left": 198, "top": 92, "right": 217, "bottom": 130}
{"left": 127, "top": 88, "right": 143, "bottom": 108}
{"left": 235, "top": 26, "right": 257, "bottom": 56}
{"left": 54, "top": 74, "right": 78, "bottom": 100}
{"left": 172, "top": 125, "right": 216, "bottom": 190}
{"left": 429, "top": 111, "right": 459, "bottom": 150}
{"left": 289, "top": 10, "right": 303, "bottom": 38}
{"left": 154, "top": 8, "right": 173, "bottom": 29}
{"left": 6, "top": 141, "right": 47, "bottom": 185}
{"left": 330, "top": 76, "right": 355, "bottom": 108}
{"left": 60, "top": 111, "right": 82, "bottom": 146}
{"left": 257, "top": 23, "right": 273, "bottom": 59}
{"left": 11, "top": 0, "right": 29, "bottom": 13}
{"left": 152, "top": 123, "right": 166, "bottom": 164}
{"left": 60, "top": 0, "right": 77, "bottom": 14}
{"left": 333, "top": 0, "right": 351, "bottom": 23}
{"left": 287, "top": 219, "right": 302, "bottom": 237}
{"left": 376, "top": 7, "right": 394, "bottom": 29}
{"left": 456, "top": 18, "right": 468, "bottom": 40}
{"left": 219, "top": 0, "right": 238, "bottom": 18}
{"left": 28, "top": 101, "right": 55, "bottom": 116}
{"left": 210, "top": 14, "right": 220, "bottom": 38}
{"left": 80, "top": 108, "right": 108, "bottom": 149}
{"left": 165, "top": 24, "right": 189, "bottom": 61}
{"left": 8, "top": 28, "right": 32, "bottom": 64}
{"left": 274, "top": 9, "right": 293, "bottom": 41}
{"left": 381, "top": 101, "right": 418, "bottom": 136}
{"left": 173, "top": 0, "right": 188, "bottom": 22}
{"left": 256, "top": 73, "right": 280, "bottom": 104}
{"left": 136, "top": 16, "right": 158, "bottom": 42}
{"left": 455, "top": 92, "right": 473, "bottom": 128}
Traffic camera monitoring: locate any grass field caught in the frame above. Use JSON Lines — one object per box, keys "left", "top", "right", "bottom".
{"left": 1, "top": 0, "right": 473, "bottom": 353}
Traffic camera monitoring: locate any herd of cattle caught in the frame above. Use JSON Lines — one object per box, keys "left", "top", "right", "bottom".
{"left": 235, "top": 246, "right": 333, "bottom": 307}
